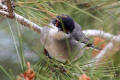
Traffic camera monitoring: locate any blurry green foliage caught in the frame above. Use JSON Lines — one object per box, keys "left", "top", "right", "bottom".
{"left": 0, "top": 0, "right": 120, "bottom": 80}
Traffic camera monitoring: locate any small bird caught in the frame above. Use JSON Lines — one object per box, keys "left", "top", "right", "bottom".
{"left": 52, "top": 14, "right": 100, "bottom": 49}
{"left": 40, "top": 14, "right": 100, "bottom": 62}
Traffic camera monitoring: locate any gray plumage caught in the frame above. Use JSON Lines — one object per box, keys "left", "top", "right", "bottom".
{"left": 40, "top": 24, "right": 86, "bottom": 62}
{"left": 71, "top": 22, "right": 89, "bottom": 44}
{"left": 72, "top": 22, "right": 101, "bottom": 50}
{"left": 39, "top": 14, "right": 101, "bottom": 62}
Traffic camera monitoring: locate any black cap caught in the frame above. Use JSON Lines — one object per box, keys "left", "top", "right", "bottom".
{"left": 52, "top": 14, "right": 75, "bottom": 33}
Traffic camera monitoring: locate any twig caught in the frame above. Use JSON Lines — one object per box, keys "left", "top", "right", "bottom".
{"left": 84, "top": 35, "right": 120, "bottom": 67}
{"left": 94, "top": 35, "right": 120, "bottom": 65}
{"left": 14, "top": 13, "right": 42, "bottom": 33}
{"left": 0, "top": 9, "right": 9, "bottom": 16}
{"left": 0, "top": 3, "right": 7, "bottom": 10}
{"left": 83, "top": 30, "right": 120, "bottom": 66}
{"left": 0, "top": 3, "right": 42, "bottom": 33}
{"left": 6, "top": 0, "right": 14, "bottom": 18}
{"left": 83, "top": 29, "right": 114, "bottom": 40}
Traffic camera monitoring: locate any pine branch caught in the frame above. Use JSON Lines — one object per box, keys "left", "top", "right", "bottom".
{"left": 0, "top": 1, "right": 120, "bottom": 67}
{"left": 0, "top": 3, "right": 42, "bottom": 33}
{"left": 82, "top": 30, "right": 120, "bottom": 67}
{"left": 6, "top": 0, "right": 14, "bottom": 18}
{"left": 83, "top": 29, "right": 114, "bottom": 40}
{"left": 93, "top": 35, "right": 120, "bottom": 65}
{"left": 0, "top": 9, "right": 9, "bottom": 16}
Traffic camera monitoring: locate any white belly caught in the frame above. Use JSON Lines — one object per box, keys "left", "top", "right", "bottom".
{"left": 40, "top": 27, "right": 85, "bottom": 62}
{"left": 45, "top": 40, "right": 68, "bottom": 62}
{"left": 40, "top": 27, "right": 68, "bottom": 62}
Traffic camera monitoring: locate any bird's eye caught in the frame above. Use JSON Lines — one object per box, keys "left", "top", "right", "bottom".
{"left": 56, "top": 20, "right": 59, "bottom": 27}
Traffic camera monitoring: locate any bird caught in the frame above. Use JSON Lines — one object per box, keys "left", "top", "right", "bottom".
{"left": 52, "top": 14, "right": 100, "bottom": 49}
{"left": 40, "top": 14, "right": 101, "bottom": 62}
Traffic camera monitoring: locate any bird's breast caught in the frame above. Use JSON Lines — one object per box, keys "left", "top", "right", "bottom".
{"left": 45, "top": 39, "right": 69, "bottom": 62}
{"left": 40, "top": 27, "right": 84, "bottom": 62}
{"left": 40, "top": 27, "right": 69, "bottom": 62}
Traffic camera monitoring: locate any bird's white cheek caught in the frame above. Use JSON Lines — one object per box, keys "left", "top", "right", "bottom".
{"left": 49, "top": 27, "right": 58, "bottom": 34}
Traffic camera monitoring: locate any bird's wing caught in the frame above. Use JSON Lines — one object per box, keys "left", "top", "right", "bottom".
{"left": 72, "top": 22, "right": 90, "bottom": 44}
{"left": 72, "top": 22, "right": 102, "bottom": 50}
{"left": 53, "top": 31, "right": 70, "bottom": 40}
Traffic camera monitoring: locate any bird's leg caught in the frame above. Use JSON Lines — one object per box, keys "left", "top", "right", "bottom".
{"left": 86, "top": 43, "right": 102, "bottom": 50}
{"left": 44, "top": 49, "right": 52, "bottom": 59}
{"left": 44, "top": 49, "right": 66, "bottom": 73}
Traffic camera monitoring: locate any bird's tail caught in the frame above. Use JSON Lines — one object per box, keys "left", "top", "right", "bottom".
{"left": 90, "top": 45, "right": 102, "bottom": 51}
{"left": 86, "top": 43, "right": 102, "bottom": 51}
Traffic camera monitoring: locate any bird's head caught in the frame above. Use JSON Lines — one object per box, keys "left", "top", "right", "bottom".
{"left": 52, "top": 14, "right": 75, "bottom": 33}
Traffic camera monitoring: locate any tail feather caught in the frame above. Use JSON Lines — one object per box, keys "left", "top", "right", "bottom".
{"left": 86, "top": 43, "right": 102, "bottom": 51}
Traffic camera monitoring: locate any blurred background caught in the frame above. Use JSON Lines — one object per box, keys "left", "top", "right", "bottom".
{"left": 0, "top": 0, "right": 120, "bottom": 80}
